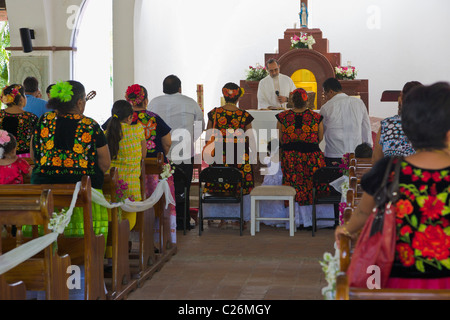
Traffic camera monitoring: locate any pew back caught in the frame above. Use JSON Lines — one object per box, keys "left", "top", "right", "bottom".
{"left": 0, "top": 189, "right": 71, "bottom": 300}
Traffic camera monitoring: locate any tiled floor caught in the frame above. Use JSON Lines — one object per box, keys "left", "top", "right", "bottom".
{"left": 126, "top": 221, "right": 336, "bottom": 300}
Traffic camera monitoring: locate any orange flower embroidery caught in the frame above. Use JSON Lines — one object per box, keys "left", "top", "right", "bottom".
{"left": 40, "top": 127, "right": 49, "bottom": 138}
{"left": 79, "top": 159, "right": 88, "bottom": 168}
{"left": 73, "top": 144, "right": 84, "bottom": 154}
{"left": 52, "top": 156, "right": 62, "bottom": 167}
{"left": 81, "top": 132, "right": 92, "bottom": 143}
{"left": 64, "top": 158, "right": 74, "bottom": 168}
{"left": 45, "top": 140, "right": 54, "bottom": 150}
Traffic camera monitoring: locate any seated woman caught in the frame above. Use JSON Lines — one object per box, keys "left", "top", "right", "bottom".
{"left": 202, "top": 82, "right": 255, "bottom": 229}
{"left": 30, "top": 80, "right": 111, "bottom": 242}
{"left": 336, "top": 82, "right": 450, "bottom": 289}
{"left": 276, "top": 88, "right": 334, "bottom": 230}
{"left": 372, "top": 81, "right": 423, "bottom": 164}
{"left": 0, "top": 84, "right": 38, "bottom": 158}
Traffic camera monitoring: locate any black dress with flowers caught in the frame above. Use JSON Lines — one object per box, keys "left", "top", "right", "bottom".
{"left": 276, "top": 109, "right": 327, "bottom": 205}
{"left": 205, "top": 107, "right": 254, "bottom": 195}
{"left": 31, "top": 111, "right": 107, "bottom": 189}
{"left": 361, "top": 157, "right": 450, "bottom": 281}
{"left": 28, "top": 111, "right": 109, "bottom": 239}
{"left": 0, "top": 110, "right": 38, "bottom": 155}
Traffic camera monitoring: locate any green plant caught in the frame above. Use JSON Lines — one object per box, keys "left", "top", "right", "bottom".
{"left": 0, "top": 22, "right": 10, "bottom": 90}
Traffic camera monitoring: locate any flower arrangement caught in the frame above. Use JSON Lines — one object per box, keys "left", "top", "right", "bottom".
{"left": 290, "top": 33, "right": 315, "bottom": 49}
{"left": 116, "top": 179, "right": 134, "bottom": 202}
{"left": 333, "top": 153, "right": 351, "bottom": 224}
{"left": 319, "top": 242, "right": 340, "bottom": 300}
{"left": 335, "top": 66, "right": 357, "bottom": 80}
{"left": 333, "top": 153, "right": 351, "bottom": 176}
{"left": 160, "top": 162, "right": 175, "bottom": 180}
{"left": 245, "top": 63, "right": 268, "bottom": 81}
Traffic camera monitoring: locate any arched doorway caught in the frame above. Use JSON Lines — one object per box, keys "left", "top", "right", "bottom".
{"left": 278, "top": 49, "right": 335, "bottom": 109}
{"left": 71, "top": 0, "right": 113, "bottom": 125}
{"left": 291, "top": 69, "right": 317, "bottom": 109}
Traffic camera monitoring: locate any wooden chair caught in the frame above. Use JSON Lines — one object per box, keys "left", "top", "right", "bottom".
{"left": 0, "top": 176, "right": 106, "bottom": 300}
{"left": 0, "top": 189, "right": 71, "bottom": 300}
{"left": 336, "top": 235, "right": 450, "bottom": 300}
{"left": 102, "top": 167, "right": 138, "bottom": 300}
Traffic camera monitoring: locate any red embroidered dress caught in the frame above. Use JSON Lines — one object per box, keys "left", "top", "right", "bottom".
{"left": 362, "top": 157, "right": 450, "bottom": 288}
{"left": 276, "top": 109, "right": 327, "bottom": 205}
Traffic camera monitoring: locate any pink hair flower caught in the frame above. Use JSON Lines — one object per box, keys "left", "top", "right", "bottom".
{"left": 0, "top": 130, "right": 10, "bottom": 145}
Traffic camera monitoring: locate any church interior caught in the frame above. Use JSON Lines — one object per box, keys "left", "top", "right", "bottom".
{"left": 1, "top": 0, "right": 450, "bottom": 304}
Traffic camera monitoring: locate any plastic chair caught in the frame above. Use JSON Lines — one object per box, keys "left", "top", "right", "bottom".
{"left": 311, "top": 166, "right": 343, "bottom": 236}
{"left": 173, "top": 166, "right": 190, "bottom": 235}
{"left": 198, "top": 166, "right": 244, "bottom": 236}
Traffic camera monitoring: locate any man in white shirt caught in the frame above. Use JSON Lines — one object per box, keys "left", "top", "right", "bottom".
{"left": 148, "top": 74, "right": 205, "bottom": 230}
{"left": 257, "top": 59, "right": 297, "bottom": 109}
{"left": 320, "top": 78, "right": 373, "bottom": 166}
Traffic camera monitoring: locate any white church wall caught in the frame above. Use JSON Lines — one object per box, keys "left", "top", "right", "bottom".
{"left": 5, "top": 0, "right": 84, "bottom": 86}
{"left": 5, "top": 0, "right": 450, "bottom": 121}
{"left": 135, "top": 0, "right": 450, "bottom": 120}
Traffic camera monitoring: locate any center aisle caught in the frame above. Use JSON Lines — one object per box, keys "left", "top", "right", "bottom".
{"left": 126, "top": 223, "right": 335, "bottom": 300}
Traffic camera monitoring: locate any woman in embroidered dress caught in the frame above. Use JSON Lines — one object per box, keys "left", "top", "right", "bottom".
{"left": 336, "top": 82, "right": 450, "bottom": 289}
{"left": 105, "top": 99, "right": 146, "bottom": 231}
{"left": 124, "top": 84, "right": 176, "bottom": 243}
{"left": 0, "top": 131, "right": 31, "bottom": 185}
{"left": 0, "top": 84, "right": 38, "bottom": 158}
{"left": 30, "top": 80, "right": 111, "bottom": 242}
{"left": 202, "top": 82, "right": 256, "bottom": 229}
{"left": 276, "top": 88, "right": 332, "bottom": 229}
{"left": 372, "top": 81, "right": 423, "bottom": 164}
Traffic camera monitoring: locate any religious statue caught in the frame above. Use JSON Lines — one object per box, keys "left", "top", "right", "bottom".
{"left": 299, "top": 2, "right": 308, "bottom": 28}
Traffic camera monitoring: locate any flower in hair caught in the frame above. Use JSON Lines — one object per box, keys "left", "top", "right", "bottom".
{"left": 50, "top": 81, "right": 74, "bottom": 103}
{"left": 291, "top": 88, "right": 308, "bottom": 102}
{"left": 1, "top": 85, "right": 22, "bottom": 105}
{"left": 222, "top": 87, "right": 242, "bottom": 99}
{"left": 125, "top": 84, "right": 145, "bottom": 106}
{"left": 0, "top": 130, "right": 10, "bottom": 145}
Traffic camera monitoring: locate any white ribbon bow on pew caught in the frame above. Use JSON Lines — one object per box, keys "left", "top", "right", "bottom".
{"left": 0, "top": 178, "right": 174, "bottom": 276}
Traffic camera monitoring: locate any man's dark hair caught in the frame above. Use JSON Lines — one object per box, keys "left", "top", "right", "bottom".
{"left": 322, "top": 77, "right": 342, "bottom": 93}
{"left": 23, "top": 76, "right": 39, "bottom": 93}
{"left": 354, "top": 142, "right": 373, "bottom": 158}
{"left": 402, "top": 82, "right": 450, "bottom": 150}
{"left": 163, "top": 75, "right": 181, "bottom": 94}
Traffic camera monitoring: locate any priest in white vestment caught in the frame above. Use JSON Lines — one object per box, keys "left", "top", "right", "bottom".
{"left": 257, "top": 59, "right": 297, "bottom": 109}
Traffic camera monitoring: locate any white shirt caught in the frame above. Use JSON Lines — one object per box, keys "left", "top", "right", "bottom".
{"left": 257, "top": 74, "right": 296, "bottom": 109}
{"left": 320, "top": 93, "right": 373, "bottom": 158}
{"left": 148, "top": 92, "right": 205, "bottom": 161}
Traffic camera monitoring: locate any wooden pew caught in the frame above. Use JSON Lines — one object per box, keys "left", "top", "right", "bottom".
{"left": 0, "top": 176, "right": 106, "bottom": 300}
{"left": 336, "top": 235, "right": 450, "bottom": 300}
{"left": 0, "top": 189, "right": 71, "bottom": 300}
{"left": 130, "top": 153, "right": 177, "bottom": 287}
{"left": 102, "top": 167, "right": 138, "bottom": 300}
